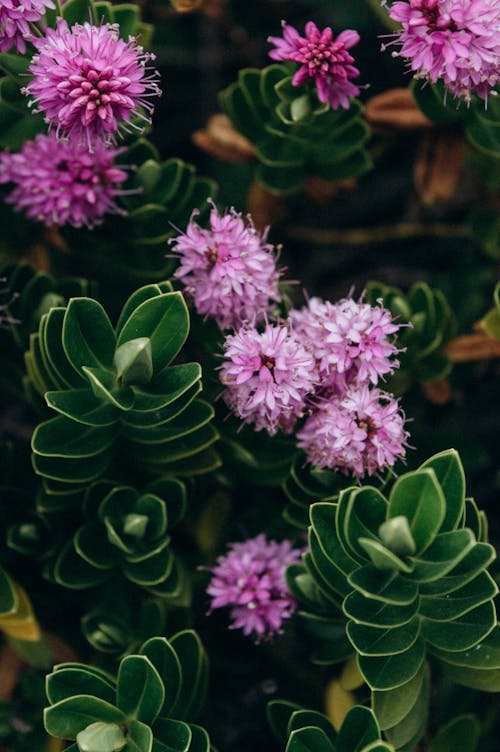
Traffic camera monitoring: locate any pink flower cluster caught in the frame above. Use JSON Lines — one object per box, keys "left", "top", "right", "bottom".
{"left": 0, "top": 133, "right": 128, "bottom": 228}
{"left": 220, "top": 293, "right": 408, "bottom": 477}
{"left": 219, "top": 323, "right": 316, "bottom": 435}
{"left": 0, "top": 0, "right": 54, "bottom": 53}
{"left": 207, "top": 534, "right": 302, "bottom": 641}
{"left": 296, "top": 385, "right": 408, "bottom": 476}
{"left": 268, "top": 21, "right": 361, "bottom": 110}
{"left": 23, "top": 19, "right": 161, "bottom": 149}
{"left": 170, "top": 204, "right": 281, "bottom": 330}
{"left": 383, "top": 0, "right": 500, "bottom": 103}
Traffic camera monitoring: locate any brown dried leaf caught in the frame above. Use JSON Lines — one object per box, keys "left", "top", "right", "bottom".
{"left": 364, "top": 88, "right": 432, "bottom": 131}
{"left": 247, "top": 180, "right": 285, "bottom": 231}
{"left": 193, "top": 114, "right": 255, "bottom": 163}
{"left": 421, "top": 378, "right": 452, "bottom": 405}
{"left": 170, "top": 0, "right": 223, "bottom": 14}
{"left": 304, "top": 176, "right": 356, "bottom": 203}
{"left": 414, "top": 131, "right": 464, "bottom": 205}
{"left": 445, "top": 333, "right": 500, "bottom": 362}
{"left": 0, "top": 644, "right": 23, "bottom": 701}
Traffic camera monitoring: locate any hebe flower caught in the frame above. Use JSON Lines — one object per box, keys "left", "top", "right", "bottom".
{"left": 0, "top": 0, "right": 54, "bottom": 53}
{"left": 170, "top": 203, "right": 281, "bottom": 330}
{"left": 23, "top": 19, "right": 161, "bottom": 148}
{"left": 290, "top": 295, "right": 400, "bottom": 390}
{"left": 383, "top": 0, "right": 500, "bottom": 103}
{"left": 207, "top": 534, "right": 302, "bottom": 641}
{"left": 219, "top": 323, "right": 317, "bottom": 435}
{"left": 0, "top": 133, "right": 128, "bottom": 228}
{"left": 268, "top": 21, "right": 361, "bottom": 110}
{"left": 297, "top": 385, "right": 409, "bottom": 478}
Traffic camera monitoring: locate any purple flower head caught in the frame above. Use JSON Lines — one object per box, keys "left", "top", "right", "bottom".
{"left": 268, "top": 21, "right": 361, "bottom": 109}
{"left": 290, "top": 295, "right": 401, "bottom": 391}
{"left": 0, "top": 133, "right": 128, "bottom": 228}
{"left": 207, "top": 534, "right": 302, "bottom": 641}
{"left": 297, "top": 384, "right": 409, "bottom": 478}
{"left": 23, "top": 19, "right": 161, "bottom": 149}
{"left": 383, "top": 0, "right": 500, "bottom": 103}
{"left": 170, "top": 203, "right": 282, "bottom": 330}
{"left": 219, "top": 323, "right": 317, "bottom": 435}
{"left": 0, "top": 0, "right": 54, "bottom": 53}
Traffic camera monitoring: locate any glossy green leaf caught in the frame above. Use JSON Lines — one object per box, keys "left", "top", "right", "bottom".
{"left": 117, "top": 655, "right": 164, "bottom": 724}
{"left": 117, "top": 293, "right": 189, "bottom": 373}
{"left": 76, "top": 722, "right": 126, "bottom": 752}
{"left": 419, "top": 449, "right": 465, "bottom": 532}
{"left": 372, "top": 661, "right": 426, "bottom": 730}
{"left": 115, "top": 338, "right": 153, "bottom": 385}
{"left": 139, "top": 637, "right": 182, "bottom": 717}
{"left": 388, "top": 469, "right": 445, "bottom": 554}
{"left": 347, "top": 616, "right": 420, "bottom": 657}
{"left": 44, "top": 696, "right": 126, "bottom": 739}
{"left": 62, "top": 299, "right": 116, "bottom": 374}
{"left": 287, "top": 727, "right": 334, "bottom": 752}
{"left": 46, "top": 667, "right": 116, "bottom": 706}
{"left": 427, "top": 715, "right": 480, "bottom": 752}
{"left": 127, "top": 720, "right": 153, "bottom": 752}
{"left": 336, "top": 706, "right": 380, "bottom": 752}
{"left": 357, "top": 637, "right": 425, "bottom": 690}
{"left": 169, "top": 631, "right": 208, "bottom": 721}
{"left": 422, "top": 601, "right": 496, "bottom": 651}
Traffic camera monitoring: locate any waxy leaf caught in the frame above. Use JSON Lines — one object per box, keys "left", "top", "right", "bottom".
{"left": 117, "top": 655, "right": 164, "bottom": 724}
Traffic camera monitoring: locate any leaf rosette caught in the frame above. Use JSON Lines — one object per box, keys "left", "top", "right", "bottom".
{"left": 288, "top": 450, "right": 500, "bottom": 749}
{"left": 27, "top": 283, "right": 220, "bottom": 488}
{"left": 44, "top": 630, "right": 210, "bottom": 752}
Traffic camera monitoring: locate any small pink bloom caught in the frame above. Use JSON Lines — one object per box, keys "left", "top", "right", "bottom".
{"left": 207, "top": 534, "right": 302, "bottom": 641}
{"left": 0, "top": 133, "right": 128, "bottom": 228}
{"left": 383, "top": 0, "right": 500, "bottom": 103}
{"left": 220, "top": 323, "right": 317, "bottom": 435}
{"left": 170, "top": 203, "right": 282, "bottom": 330}
{"left": 268, "top": 21, "right": 361, "bottom": 109}
{"left": 296, "top": 384, "right": 409, "bottom": 478}
{"left": 0, "top": 0, "right": 54, "bottom": 53}
{"left": 290, "top": 295, "right": 400, "bottom": 391}
{"left": 23, "top": 19, "right": 161, "bottom": 148}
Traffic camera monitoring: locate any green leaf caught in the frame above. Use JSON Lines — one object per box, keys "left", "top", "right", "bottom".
{"left": 139, "top": 638, "right": 182, "bottom": 717}
{"left": 372, "top": 661, "right": 426, "bottom": 730}
{"left": 336, "top": 706, "right": 379, "bottom": 752}
{"left": 115, "top": 338, "right": 154, "bottom": 385}
{"left": 46, "top": 667, "right": 116, "bottom": 706}
{"left": 344, "top": 591, "right": 419, "bottom": 628}
{"left": 267, "top": 701, "right": 301, "bottom": 745}
{"left": 169, "top": 631, "right": 208, "bottom": 721}
{"left": 117, "top": 293, "right": 189, "bottom": 373}
{"left": 62, "top": 299, "right": 116, "bottom": 374}
{"left": 32, "top": 416, "right": 116, "bottom": 458}
{"left": 358, "top": 538, "right": 413, "bottom": 573}
{"left": 383, "top": 664, "right": 429, "bottom": 750}
{"left": 419, "top": 571, "right": 498, "bottom": 621}
{"left": 338, "top": 487, "right": 388, "bottom": 561}
{"left": 408, "top": 529, "right": 477, "bottom": 583}
{"left": 347, "top": 617, "right": 420, "bottom": 657}
{"left": 348, "top": 566, "right": 418, "bottom": 605}
{"left": 44, "top": 696, "right": 126, "bottom": 740}
{"left": 152, "top": 719, "right": 191, "bottom": 751}
{"left": 45, "top": 390, "right": 118, "bottom": 427}
{"left": 427, "top": 715, "right": 480, "bottom": 752}
{"left": 288, "top": 711, "right": 335, "bottom": 744}
{"left": 357, "top": 637, "right": 425, "bottom": 690}
{"left": 388, "top": 469, "right": 445, "bottom": 554}
{"left": 127, "top": 720, "right": 153, "bottom": 752}
{"left": 419, "top": 450, "right": 465, "bottom": 532}
{"left": 76, "top": 723, "right": 126, "bottom": 752}
{"left": 422, "top": 601, "right": 496, "bottom": 651}
{"left": 287, "top": 727, "right": 334, "bottom": 752}
{"left": 62, "top": 0, "right": 92, "bottom": 25}
{"left": 117, "top": 656, "right": 164, "bottom": 725}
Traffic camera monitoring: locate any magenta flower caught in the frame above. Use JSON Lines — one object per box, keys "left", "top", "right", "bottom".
{"left": 219, "top": 323, "right": 317, "bottom": 435}
{"left": 170, "top": 203, "right": 281, "bottom": 330}
{"left": 23, "top": 19, "right": 161, "bottom": 149}
{"left": 207, "top": 534, "right": 302, "bottom": 641}
{"left": 0, "top": 0, "right": 54, "bottom": 53}
{"left": 0, "top": 133, "right": 128, "bottom": 228}
{"left": 383, "top": 0, "right": 500, "bottom": 103}
{"left": 297, "top": 385, "right": 409, "bottom": 478}
{"left": 290, "top": 295, "right": 401, "bottom": 390}
{"left": 268, "top": 21, "right": 361, "bottom": 109}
